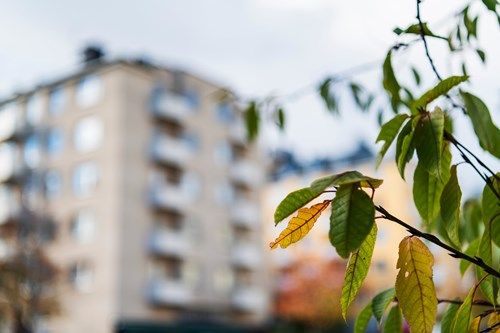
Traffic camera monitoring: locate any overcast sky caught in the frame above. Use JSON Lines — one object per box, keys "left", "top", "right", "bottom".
{"left": 0, "top": 0, "right": 498, "bottom": 194}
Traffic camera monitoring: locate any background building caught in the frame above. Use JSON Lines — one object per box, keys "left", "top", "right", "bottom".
{"left": 0, "top": 48, "right": 271, "bottom": 333}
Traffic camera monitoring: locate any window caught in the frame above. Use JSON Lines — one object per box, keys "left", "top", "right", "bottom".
{"left": 69, "top": 262, "right": 94, "bottom": 292}
{"left": 45, "top": 170, "right": 62, "bottom": 198}
{"left": 26, "top": 94, "right": 44, "bottom": 125}
{"left": 73, "top": 162, "right": 99, "bottom": 197}
{"left": 214, "top": 182, "right": 235, "bottom": 205}
{"left": 48, "top": 86, "right": 66, "bottom": 116}
{"left": 70, "top": 210, "right": 96, "bottom": 243}
{"left": 216, "top": 103, "right": 234, "bottom": 123}
{"left": 76, "top": 75, "right": 102, "bottom": 108}
{"left": 213, "top": 141, "right": 232, "bottom": 165}
{"left": 74, "top": 116, "right": 104, "bottom": 152}
{"left": 181, "top": 172, "right": 201, "bottom": 199}
{"left": 184, "top": 89, "right": 200, "bottom": 109}
{"left": 24, "top": 135, "right": 42, "bottom": 168}
{"left": 183, "top": 133, "right": 199, "bottom": 151}
{"left": 46, "top": 128, "right": 64, "bottom": 156}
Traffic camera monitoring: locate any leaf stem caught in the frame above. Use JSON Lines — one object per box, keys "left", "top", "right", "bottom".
{"left": 375, "top": 205, "right": 500, "bottom": 279}
{"left": 438, "top": 298, "right": 498, "bottom": 307}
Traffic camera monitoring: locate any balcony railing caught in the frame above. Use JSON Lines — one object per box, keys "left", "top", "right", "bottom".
{"left": 151, "top": 133, "right": 192, "bottom": 167}
{"left": 0, "top": 144, "right": 25, "bottom": 183}
{"left": 150, "top": 182, "right": 191, "bottom": 212}
{"left": 151, "top": 92, "right": 191, "bottom": 123}
{"left": 230, "top": 160, "right": 263, "bottom": 188}
{"left": 0, "top": 105, "right": 29, "bottom": 143}
{"left": 230, "top": 200, "right": 259, "bottom": 228}
{"left": 231, "top": 243, "right": 261, "bottom": 269}
{"left": 0, "top": 187, "right": 20, "bottom": 225}
{"left": 231, "top": 287, "right": 267, "bottom": 313}
{"left": 149, "top": 228, "right": 190, "bottom": 258}
{"left": 148, "top": 278, "right": 192, "bottom": 307}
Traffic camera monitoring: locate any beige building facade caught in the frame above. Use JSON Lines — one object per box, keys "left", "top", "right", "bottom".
{"left": 0, "top": 55, "right": 270, "bottom": 332}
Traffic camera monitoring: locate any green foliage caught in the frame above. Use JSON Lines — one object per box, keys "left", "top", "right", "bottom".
{"left": 372, "top": 288, "right": 396, "bottom": 322}
{"left": 395, "top": 115, "right": 419, "bottom": 179}
{"left": 394, "top": 22, "right": 447, "bottom": 40}
{"left": 440, "top": 165, "right": 462, "bottom": 245}
{"left": 414, "top": 107, "right": 445, "bottom": 176}
{"left": 276, "top": 107, "right": 286, "bottom": 131}
{"left": 329, "top": 184, "right": 375, "bottom": 258}
{"left": 318, "top": 78, "right": 339, "bottom": 114}
{"left": 244, "top": 101, "right": 259, "bottom": 142}
{"left": 354, "top": 302, "right": 373, "bottom": 333}
{"left": 375, "top": 114, "right": 409, "bottom": 167}
{"left": 451, "top": 283, "right": 476, "bottom": 333}
{"left": 340, "top": 224, "right": 377, "bottom": 320}
{"left": 459, "top": 238, "right": 480, "bottom": 275}
{"left": 310, "top": 171, "right": 383, "bottom": 191}
{"left": 395, "top": 237, "right": 437, "bottom": 333}
{"left": 411, "top": 75, "right": 468, "bottom": 112}
{"left": 274, "top": 187, "right": 325, "bottom": 225}
{"left": 383, "top": 305, "right": 403, "bottom": 333}
{"left": 440, "top": 302, "right": 460, "bottom": 333}
{"left": 461, "top": 92, "right": 500, "bottom": 158}
{"left": 382, "top": 50, "right": 402, "bottom": 112}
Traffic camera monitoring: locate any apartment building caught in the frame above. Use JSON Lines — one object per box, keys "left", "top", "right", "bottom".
{"left": 0, "top": 49, "right": 270, "bottom": 332}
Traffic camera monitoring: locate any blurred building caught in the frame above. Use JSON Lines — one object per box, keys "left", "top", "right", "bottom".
{"left": 0, "top": 47, "right": 271, "bottom": 332}
{"left": 264, "top": 146, "right": 466, "bottom": 321}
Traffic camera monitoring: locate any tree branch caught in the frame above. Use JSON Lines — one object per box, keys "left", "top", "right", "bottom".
{"left": 416, "top": 0, "right": 467, "bottom": 114}
{"left": 438, "top": 298, "right": 498, "bottom": 307}
{"left": 375, "top": 205, "right": 500, "bottom": 279}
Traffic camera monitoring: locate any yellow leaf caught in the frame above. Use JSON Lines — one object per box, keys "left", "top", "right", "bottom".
{"left": 395, "top": 236, "right": 437, "bottom": 333}
{"left": 270, "top": 200, "right": 330, "bottom": 249}
{"left": 469, "top": 316, "right": 481, "bottom": 333}
{"left": 487, "top": 312, "right": 500, "bottom": 332}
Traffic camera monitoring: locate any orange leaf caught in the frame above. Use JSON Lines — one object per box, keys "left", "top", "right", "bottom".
{"left": 270, "top": 200, "right": 330, "bottom": 249}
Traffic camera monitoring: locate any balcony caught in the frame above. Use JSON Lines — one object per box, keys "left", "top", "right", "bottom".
{"left": 231, "top": 287, "right": 267, "bottom": 313}
{"left": 151, "top": 91, "right": 191, "bottom": 123}
{"left": 0, "top": 187, "right": 20, "bottom": 225}
{"left": 231, "top": 243, "right": 261, "bottom": 269}
{"left": 150, "top": 182, "right": 191, "bottom": 212}
{"left": 149, "top": 228, "right": 189, "bottom": 258}
{"left": 231, "top": 200, "right": 259, "bottom": 228}
{"left": 148, "top": 278, "right": 192, "bottom": 307}
{"left": 0, "top": 104, "right": 29, "bottom": 143}
{"left": 230, "top": 160, "right": 263, "bottom": 188}
{"left": 0, "top": 144, "right": 25, "bottom": 183}
{"left": 151, "top": 134, "right": 192, "bottom": 167}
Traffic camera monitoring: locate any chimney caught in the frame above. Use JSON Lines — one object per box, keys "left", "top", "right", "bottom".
{"left": 81, "top": 45, "right": 105, "bottom": 65}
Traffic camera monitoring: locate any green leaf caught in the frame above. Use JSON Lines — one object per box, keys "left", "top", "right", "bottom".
{"left": 341, "top": 224, "right": 377, "bottom": 320}
{"left": 355, "top": 301, "right": 373, "bottom": 333}
{"left": 475, "top": 215, "right": 497, "bottom": 305}
{"left": 481, "top": 0, "right": 498, "bottom": 12}
{"left": 329, "top": 184, "right": 375, "bottom": 258}
{"left": 440, "top": 165, "right": 462, "bottom": 246}
{"left": 383, "top": 50, "right": 402, "bottom": 112}
{"left": 461, "top": 92, "right": 500, "bottom": 158}
{"left": 244, "top": 101, "right": 259, "bottom": 142}
{"left": 276, "top": 107, "right": 285, "bottom": 131}
{"left": 396, "top": 236, "right": 437, "bottom": 333}
{"left": 461, "top": 199, "right": 483, "bottom": 243}
{"left": 476, "top": 49, "right": 486, "bottom": 64}
{"left": 375, "top": 114, "right": 409, "bottom": 167}
{"left": 415, "top": 107, "right": 445, "bottom": 177}
{"left": 459, "top": 238, "right": 480, "bottom": 275}
{"left": 274, "top": 187, "right": 323, "bottom": 225}
{"left": 451, "top": 282, "right": 482, "bottom": 333}
{"left": 413, "top": 163, "right": 445, "bottom": 225}
{"left": 411, "top": 67, "right": 421, "bottom": 86}
{"left": 412, "top": 76, "right": 468, "bottom": 112}
{"left": 482, "top": 174, "right": 500, "bottom": 232}
{"left": 383, "top": 305, "right": 403, "bottom": 333}
{"left": 394, "top": 22, "right": 447, "bottom": 40}
{"left": 372, "top": 288, "right": 396, "bottom": 323}
{"left": 395, "top": 115, "right": 420, "bottom": 179}
{"left": 311, "top": 171, "right": 383, "bottom": 191}
{"left": 318, "top": 78, "right": 339, "bottom": 114}
{"left": 441, "top": 301, "right": 460, "bottom": 333}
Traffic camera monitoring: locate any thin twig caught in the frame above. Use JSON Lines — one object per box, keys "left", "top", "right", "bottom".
{"left": 438, "top": 298, "right": 498, "bottom": 307}
{"left": 375, "top": 205, "right": 500, "bottom": 279}
{"left": 416, "top": 0, "right": 467, "bottom": 114}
